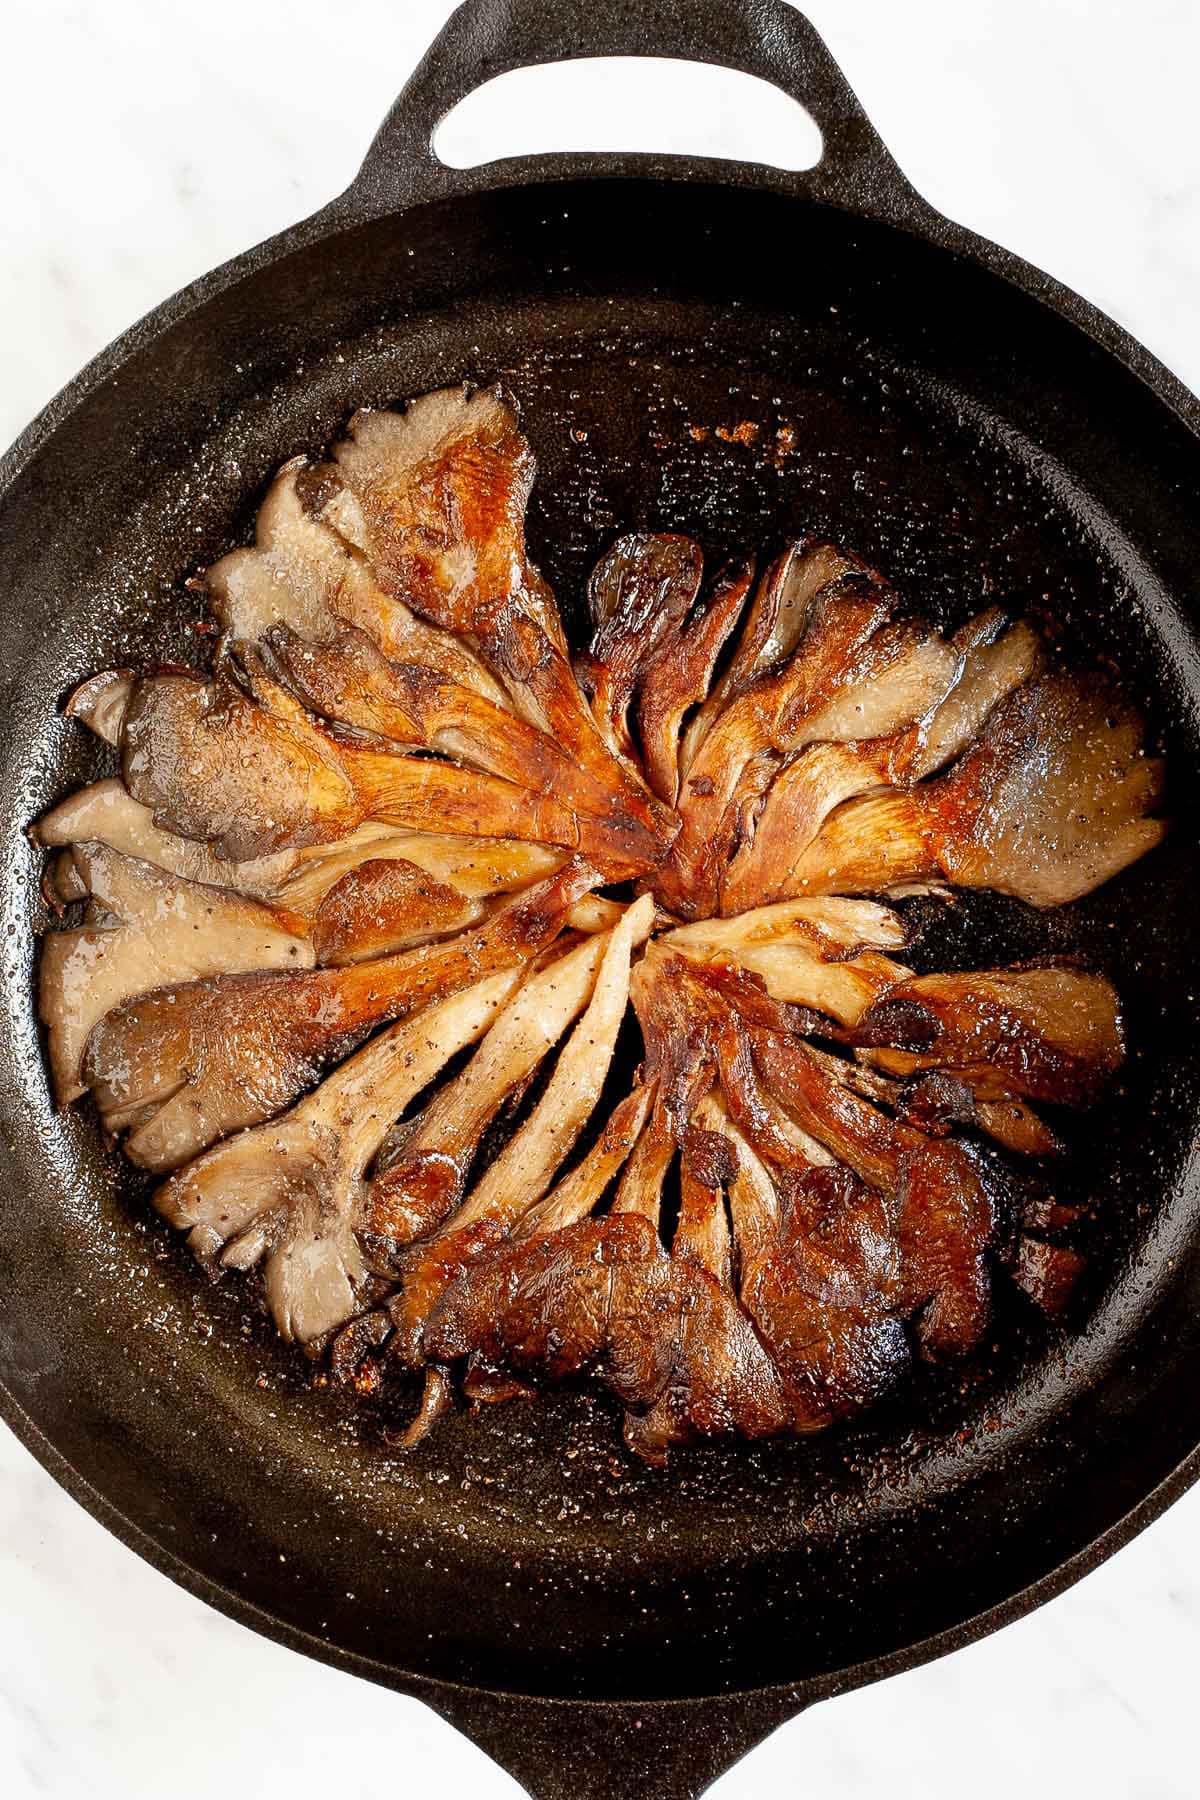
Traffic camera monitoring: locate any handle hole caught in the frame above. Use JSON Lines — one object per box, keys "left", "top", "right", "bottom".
{"left": 433, "top": 57, "right": 823, "bottom": 172}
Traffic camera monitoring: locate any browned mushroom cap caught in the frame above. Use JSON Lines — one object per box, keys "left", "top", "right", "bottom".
{"left": 412, "top": 1205, "right": 789, "bottom": 1466}
{"left": 930, "top": 671, "right": 1166, "bottom": 905}
{"left": 75, "top": 668, "right": 365, "bottom": 861}
{"left": 853, "top": 965, "right": 1124, "bottom": 1106}
{"left": 155, "top": 969, "right": 523, "bottom": 1343}
{"left": 333, "top": 384, "right": 542, "bottom": 640}
{"left": 206, "top": 457, "right": 508, "bottom": 705}
{"left": 38, "top": 843, "right": 312, "bottom": 1105}
{"left": 717, "top": 611, "right": 1043, "bottom": 915}
{"left": 262, "top": 622, "right": 652, "bottom": 840}
{"left": 325, "top": 388, "right": 679, "bottom": 856}
{"left": 87, "top": 661, "right": 660, "bottom": 874}
{"left": 274, "top": 828, "right": 565, "bottom": 914}
{"left": 33, "top": 796, "right": 571, "bottom": 922}
{"left": 708, "top": 1098, "right": 912, "bottom": 1431}
{"left": 82, "top": 860, "right": 597, "bottom": 1172}
{"left": 781, "top": 670, "right": 1166, "bottom": 907}
{"left": 310, "top": 857, "right": 486, "bottom": 965}
{"left": 636, "top": 557, "right": 754, "bottom": 806}
{"left": 576, "top": 533, "right": 704, "bottom": 757}
{"left": 311, "top": 862, "right": 619, "bottom": 973}
{"left": 659, "top": 568, "right": 906, "bottom": 915}
{"left": 747, "top": 1025, "right": 998, "bottom": 1356}
{"left": 678, "top": 539, "right": 869, "bottom": 777}
{"left": 738, "top": 1168, "right": 911, "bottom": 1431}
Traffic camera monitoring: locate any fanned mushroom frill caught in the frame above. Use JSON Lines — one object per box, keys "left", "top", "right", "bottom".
{"left": 33, "top": 383, "right": 1166, "bottom": 1461}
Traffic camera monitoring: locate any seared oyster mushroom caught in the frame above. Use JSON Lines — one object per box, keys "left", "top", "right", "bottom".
{"left": 852, "top": 965, "right": 1123, "bottom": 1106}
{"left": 310, "top": 857, "right": 485, "bottom": 964}
{"left": 76, "top": 665, "right": 659, "bottom": 875}
{"left": 636, "top": 557, "right": 754, "bottom": 805}
{"left": 660, "top": 896, "right": 911, "bottom": 1025}
{"left": 333, "top": 384, "right": 543, "bottom": 641}
{"left": 70, "top": 668, "right": 363, "bottom": 860}
{"left": 363, "top": 909, "right": 653, "bottom": 1253}
{"left": 658, "top": 563, "right": 964, "bottom": 916}
{"left": 83, "top": 861, "right": 595, "bottom": 1171}
{"left": 747, "top": 1023, "right": 998, "bottom": 1354}
{"left": 576, "top": 533, "right": 703, "bottom": 757}
{"left": 780, "top": 672, "right": 1165, "bottom": 907}
{"left": 385, "top": 893, "right": 654, "bottom": 1359}
{"left": 156, "top": 969, "right": 524, "bottom": 1342}
{"left": 32, "top": 779, "right": 298, "bottom": 901}
{"left": 38, "top": 843, "right": 311, "bottom": 1105}
{"left": 718, "top": 612, "right": 1044, "bottom": 914}
{"left": 263, "top": 622, "right": 656, "bottom": 860}
{"left": 205, "top": 456, "right": 508, "bottom": 705}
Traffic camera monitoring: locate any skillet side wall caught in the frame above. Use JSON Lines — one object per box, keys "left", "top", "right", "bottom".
{"left": 0, "top": 179, "right": 1198, "bottom": 1702}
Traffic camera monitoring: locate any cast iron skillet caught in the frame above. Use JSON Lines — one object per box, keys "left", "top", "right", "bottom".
{"left": 2, "top": 2, "right": 1199, "bottom": 1794}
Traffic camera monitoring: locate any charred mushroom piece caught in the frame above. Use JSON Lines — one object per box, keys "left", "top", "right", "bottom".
{"left": 718, "top": 612, "right": 1043, "bottom": 914}
{"left": 156, "top": 969, "right": 524, "bottom": 1342}
{"left": 576, "top": 533, "right": 704, "bottom": 757}
{"left": 386, "top": 893, "right": 654, "bottom": 1360}
{"left": 333, "top": 385, "right": 548, "bottom": 642}
{"left": 363, "top": 911, "right": 652, "bottom": 1253}
{"left": 83, "top": 861, "right": 595, "bottom": 1171}
{"left": 263, "top": 622, "right": 658, "bottom": 858}
{"left": 83, "top": 665, "right": 660, "bottom": 875}
{"left": 661, "top": 896, "right": 911, "bottom": 1026}
{"left": 853, "top": 965, "right": 1124, "bottom": 1106}
{"left": 1009, "top": 1235, "right": 1087, "bottom": 1318}
{"left": 310, "top": 857, "right": 485, "bottom": 964}
{"left": 677, "top": 539, "right": 867, "bottom": 778}
{"left": 781, "top": 672, "right": 1166, "bottom": 907}
{"left": 72, "top": 669, "right": 364, "bottom": 860}
{"left": 749, "top": 1025, "right": 998, "bottom": 1356}
{"left": 38, "top": 843, "right": 312, "bottom": 1105}
{"left": 205, "top": 457, "right": 508, "bottom": 705}
{"left": 636, "top": 557, "right": 755, "bottom": 806}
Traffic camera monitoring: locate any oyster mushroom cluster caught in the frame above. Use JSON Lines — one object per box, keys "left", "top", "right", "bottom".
{"left": 34, "top": 384, "right": 1166, "bottom": 1463}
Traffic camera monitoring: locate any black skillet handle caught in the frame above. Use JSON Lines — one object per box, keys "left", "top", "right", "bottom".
{"left": 428, "top": 1682, "right": 808, "bottom": 1800}
{"left": 338, "top": 0, "right": 928, "bottom": 225}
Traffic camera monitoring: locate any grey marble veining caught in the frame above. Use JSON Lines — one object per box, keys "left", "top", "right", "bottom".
{"left": 2, "top": 2, "right": 1198, "bottom": 1795}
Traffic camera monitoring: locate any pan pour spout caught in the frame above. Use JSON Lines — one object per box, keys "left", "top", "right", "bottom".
{"left": 35, "top": 382, "right": 1167, "bottom": 1461}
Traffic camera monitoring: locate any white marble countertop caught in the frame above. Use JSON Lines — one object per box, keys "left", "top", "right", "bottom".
{"left": 2, "top": 2, "right": 1199, "bottom": 1794}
